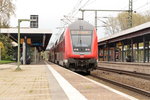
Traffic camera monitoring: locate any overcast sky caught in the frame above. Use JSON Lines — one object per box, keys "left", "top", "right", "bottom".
{"left": 10, "top": 0, "right": 150, "bottom": 47}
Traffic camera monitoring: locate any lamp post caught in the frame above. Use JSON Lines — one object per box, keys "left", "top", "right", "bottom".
{"left": 16, "top": 19, "right": 34, "bottom": 71}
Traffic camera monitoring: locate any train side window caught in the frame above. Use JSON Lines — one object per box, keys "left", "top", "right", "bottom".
{"left": 59, "top": 32, "right": 64, "bottom": 42}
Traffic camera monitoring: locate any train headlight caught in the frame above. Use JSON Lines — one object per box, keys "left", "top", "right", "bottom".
{"left": 85, "top": 48, "right": 90, "bottom": 51}
{"left": 74, "top": 48, "right": 79, "bottom": 51}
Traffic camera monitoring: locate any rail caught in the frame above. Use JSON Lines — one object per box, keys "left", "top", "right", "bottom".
{"left": 90, "top": 74, "right": 150, "bottom": 97}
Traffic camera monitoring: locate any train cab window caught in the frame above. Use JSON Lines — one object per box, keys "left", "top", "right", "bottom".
{"left": 71, "top": 31, "right": 92, "bottom": 48}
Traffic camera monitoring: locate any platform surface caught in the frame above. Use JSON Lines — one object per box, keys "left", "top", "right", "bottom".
{"left": 46, "top": 62, "right": 138, "bottom": 100}
{"left": 0, "top": 61, "right": 139, "bottom": 100}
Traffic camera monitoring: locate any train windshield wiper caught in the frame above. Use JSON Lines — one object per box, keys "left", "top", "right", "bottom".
{"left": 80, "top": 39, "right": 82, "bottom": 46}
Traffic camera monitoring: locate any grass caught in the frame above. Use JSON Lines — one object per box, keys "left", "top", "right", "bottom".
{"left": 0, "top": 60, "right": 15, "bottom": 64}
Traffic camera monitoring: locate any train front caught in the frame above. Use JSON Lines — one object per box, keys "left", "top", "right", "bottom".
{"left": 64, "top": 20, "right": 98, "bottom": 73}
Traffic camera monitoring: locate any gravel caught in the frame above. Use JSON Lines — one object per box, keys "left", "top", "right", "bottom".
{"left": 91, "top": 70, "right": 150, "bottom": 91}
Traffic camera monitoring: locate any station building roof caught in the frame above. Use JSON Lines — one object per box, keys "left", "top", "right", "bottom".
{"left": 0, "top": 28, "right": 52, "bottom": 51}
{"left": 0, "top": 28, "right": 52, "bottom": 34}
{"left": 98, "top": 22, "right": 150, "bottom": 45}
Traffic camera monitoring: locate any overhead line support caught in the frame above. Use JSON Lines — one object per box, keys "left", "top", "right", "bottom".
{"left": 79, "top": 9, "right": 129, "bottom": 31}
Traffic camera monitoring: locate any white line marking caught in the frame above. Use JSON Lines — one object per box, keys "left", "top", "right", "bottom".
{"left": 45, "top": 62, "right": 87, "bottom": 100}
{"left": 58, "top": 65, "right": 139, "bottom": 100}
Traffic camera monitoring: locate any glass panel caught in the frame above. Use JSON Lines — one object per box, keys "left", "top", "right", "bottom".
{"left": 139, "top": 42, "right": 143, "bottom": 62}
{"left": 99, "top": 49, "right": 103, "bottom": 61}
{"left": 71, "top": 31, "right": 92, "bottom": 48}
{"left": 133, "top": 44, "right": 137, "bottom": 62}
{"left": 145, "top": 41, "right": 149, "bottom": 62}
{"left": 109, "top": 48, "right": 114, "bottom": 61}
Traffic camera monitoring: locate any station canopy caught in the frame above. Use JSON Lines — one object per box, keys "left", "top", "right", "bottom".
{"left": 0, "top": 28, "right": 52, "bottom": 51}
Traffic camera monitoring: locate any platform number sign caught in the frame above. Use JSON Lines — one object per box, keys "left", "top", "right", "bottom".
{"left": 30, "top": 15, "right": 38, "bottom": 28}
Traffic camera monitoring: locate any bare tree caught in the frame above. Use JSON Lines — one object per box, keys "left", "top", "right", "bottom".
{"left": 0, "top": 0, "right": 15, "bottom": 27}
{"left": 104, "top": 11, "right": 150, "bottom": 35}
{"left": 104, "top": 17, "right": 121, "bottom": 35}
{"left": 143, "top": 10, "right": 150, "bottom": 22}
{"left": 0, "top": 0, "right": 15, "bottom": 60}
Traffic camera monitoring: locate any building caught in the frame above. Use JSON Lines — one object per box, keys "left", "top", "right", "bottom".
{"left": 98, "top": 22, "right": 150, "bottom": 63}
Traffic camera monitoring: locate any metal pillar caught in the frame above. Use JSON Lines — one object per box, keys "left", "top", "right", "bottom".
{"left": 25, "top": 36, "right": 27, "bottom": 64}
{"left": 16, "top": 19, "right": 33, "bottom": 70}
{"left": 114, "top": 43, "right": 116, "bottom": 62}
{"left": 98, "top": 46, "right": 100, "bottom": 61}
{"left": 16, "top": 20, "right": 21, "bottom": 70}
{"left": 148, "top": 41, "right": 149, "bottom": 62}
{"left": 82, "top": 11, "right": 84, "bottom": 20}
{"left": 128, "top": 0, "right": 133, "bottom": 28}
{"left": 34, "top": 47, "right": 37, "bottom": 63}
{"left": 107, "top": 45, "right": 109, "bottom": 62}
{"left": 137, "top": 42, "right": 139, "bottom": 62}
{"left": 79, "top": 9, "right": 129, "bottom": 30}
{"left": 38, "top": 52, "right": 40, "bottom": 62}
{"left": 143, "top": 36, "right": 146, "bottom": 63}
{"left": 131, "top": 39, "right": 133, "bottom": 62}
{"left": 22, "top": 36, "right": 27, "bottom": 65}
{"left": 22, "top": 42, "right": 26, "bottom": 64}
{"left": 103, "top": 48, "right": 104, "bottom": 61}
{"left": 122, "top": 41, "right": 124, "bottom": 62}
{"left": 95, "top": 11, "right": 97, "bottom": 31}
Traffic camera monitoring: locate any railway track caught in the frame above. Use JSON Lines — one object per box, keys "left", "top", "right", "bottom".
{"left": 97, "top": 66, "right": 150, "bottom": 80}
{"left": 90, "top": 74, "right": 150, "bottom": 97}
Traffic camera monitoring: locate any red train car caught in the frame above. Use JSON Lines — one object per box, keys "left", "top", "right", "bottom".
{"left": 49, "top": 20, "right": 98, "bottom": 73}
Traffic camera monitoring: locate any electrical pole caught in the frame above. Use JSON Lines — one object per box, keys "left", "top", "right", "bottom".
{"left": 79, "top": 9, "right": 129, "bottom": 31}
{"left": 81, "top": 10, "right": 84, "bottom": 20}
{"left": 128, "top": 0, "right": 133, "bottom": 28}
{"left": 95, "top": 11, "right": 97, "bottom": 31}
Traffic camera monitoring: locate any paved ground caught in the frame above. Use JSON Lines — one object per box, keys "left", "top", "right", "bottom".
{"left": 47, "top": 62, "right": 138, "bottom": 100}
{"left": 0, "top": 62, "right": 51, "bottom": 100}
{"left": 0, "top": 63, "right": 16, "bottom": 70}
{"left": 0, "top": 61, "right": 139, "bottom": 100}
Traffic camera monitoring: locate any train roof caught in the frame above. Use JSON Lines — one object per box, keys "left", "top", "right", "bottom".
{"left": 68, "top": 20, "right": 94, "bottom": 30}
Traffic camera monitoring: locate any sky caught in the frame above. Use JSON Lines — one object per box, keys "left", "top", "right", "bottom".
{"left": 10, "top": 0, "right": 150, "bottom": 48}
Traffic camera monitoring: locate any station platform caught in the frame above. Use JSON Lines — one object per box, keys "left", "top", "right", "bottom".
{"left": 0, "top": 61, "right": 138, "bottom": 100}
{"left": 98, "top": 61, "right": 150, "bottom": 74}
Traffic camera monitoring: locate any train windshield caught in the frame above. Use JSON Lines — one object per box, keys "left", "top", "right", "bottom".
{"left": 71, "top": 31, "right": 92, "bottom": 48}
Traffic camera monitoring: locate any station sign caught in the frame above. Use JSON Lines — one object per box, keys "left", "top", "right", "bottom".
{"left": 20, "top": 38, "right": 32, "bottom": 45}
{"left": 30, "top": 15, "right": 38, "bottom": 28}
{"left": 20, "top": 39, "right": 24, "bottom": 44}
{"left": 27, "top": 38, "right": 31, "bottom": 44}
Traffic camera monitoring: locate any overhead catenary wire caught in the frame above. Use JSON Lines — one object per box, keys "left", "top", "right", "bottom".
{"left": 80, "top": 0, "right": 92, "bottom": 9}
{"left": 63, "top": 0, "right": 85, "bottom": 24}
{"left": 67, "top": 0, "right": 95, "bottom": 19}
{"left": 134, "top": 2, "right": 149, "bottom": 11}
{"left": 83, "top": 0, "right": 96, "bottom": 8}
{"left": 68, "top": 0, "right": 84, "bottom": 16}
{"left": 121, "top": 0, "right": 142, "bottom": 11}
{"left": 72, "top": 0, "right": 96, "bottom": 17}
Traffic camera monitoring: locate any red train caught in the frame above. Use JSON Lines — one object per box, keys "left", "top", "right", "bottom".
{"left": 49, "top": 20, "right": 98, "bottom": 73}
